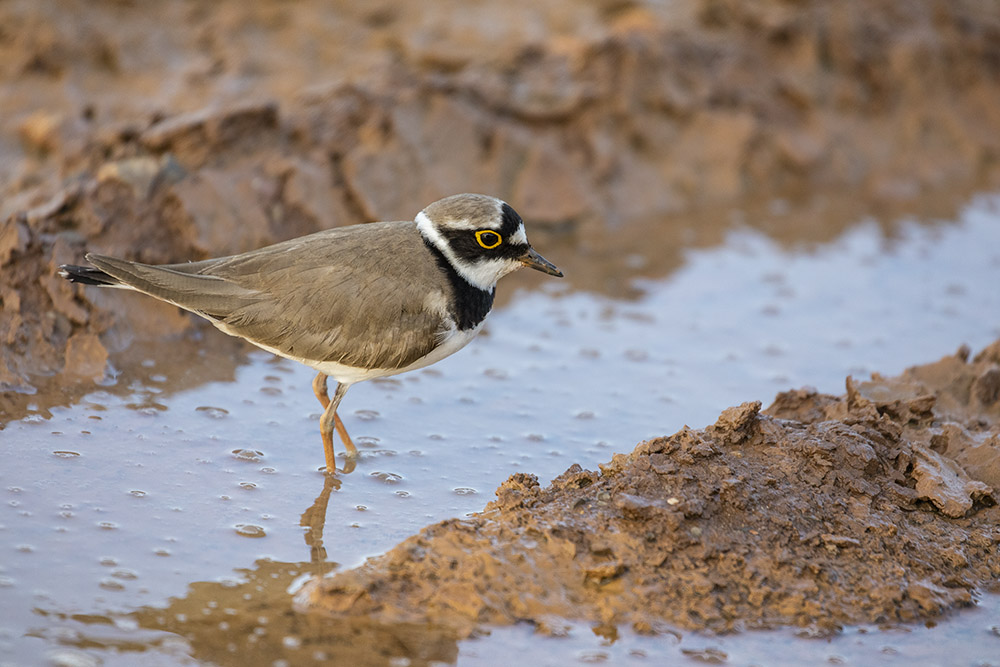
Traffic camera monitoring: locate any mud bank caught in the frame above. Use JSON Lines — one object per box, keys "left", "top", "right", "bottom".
{"left": 4, "top": 0, "right": 1000, "bottom": 414}
{"left": 298, "top": 342, "right": 1000, "bottom": 636}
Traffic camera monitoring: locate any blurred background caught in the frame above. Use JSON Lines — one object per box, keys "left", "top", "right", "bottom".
{"left": 3, "top": 0, "right": 1000, "bottom": 401}
{"left": 2, "top": 1, "right": 1000, "bottom": 665}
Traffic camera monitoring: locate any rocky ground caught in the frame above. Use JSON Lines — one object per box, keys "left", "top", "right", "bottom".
{"left": 298, "top": 341, "right": 1000, "bottom": 636}
{"left": 3, "top": 0, "right": 1000, "bottom": 419}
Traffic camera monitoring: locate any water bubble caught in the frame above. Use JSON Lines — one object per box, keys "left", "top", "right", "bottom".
{"left": 52, "top": 451, "right": 81, "bottom": 459}
{"left": 680, "top": 647, "right": 728, "bottom": 663}
{"left": 99, "top": 578, "right": 125, "bottom": 591}
{"left": 231, "top": 449, "right": 264, "bottom": 462}
{"left": 453, "top": 487, "right": 478, "bottom": 496}
{"left": 239, "top": 482, "right": 257, "bottom": 491}
{"left": 370, "top": 471, "right": 402, "bottom": 484}
{"left": 111, "top": 569, "right": 138, "bottom": 580}
{"left": 196, "top": 406, "right": 230, "bottom": 419}
{"left": 99, "top": 557, "right": 118, "bottom": 567}
{"left": 97, "top": 521, "right": 118, "bottom": 530}
{"left": 624, "top": 348, "right": 648, "bottom": 362}
{"left": 354, "top": 409, "right": 379, "bottom": 421}
{"left": 129, "top": 490, "right": 147, "bottom": 498}
{"left": 234, "top": 524, "right": 266, "bottom": 538}
{"left": 153, "top": 548, "right": 171, "bottom": 557}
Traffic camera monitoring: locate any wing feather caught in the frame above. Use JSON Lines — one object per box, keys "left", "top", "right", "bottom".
{"left": 93, "top": 221, "right": 453, "bottom": 370}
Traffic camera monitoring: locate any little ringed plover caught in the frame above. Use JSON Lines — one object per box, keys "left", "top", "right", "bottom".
{"left": 59, "top": 193, "right": 563, "bottom": 474}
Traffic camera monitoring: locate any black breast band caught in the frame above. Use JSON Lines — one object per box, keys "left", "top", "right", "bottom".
{"left": 421, "top": 238, "right": 495, "bottom": 331}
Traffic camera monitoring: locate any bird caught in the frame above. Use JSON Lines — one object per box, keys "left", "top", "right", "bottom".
{"left": 59, "top": 193, "right": 564, "bottom": 474}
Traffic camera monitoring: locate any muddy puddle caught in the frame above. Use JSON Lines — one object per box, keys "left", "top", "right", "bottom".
{"left": 3, "top": 193, "right": 1000, "bottom": 665}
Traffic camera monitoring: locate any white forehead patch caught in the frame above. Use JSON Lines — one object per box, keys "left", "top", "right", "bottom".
{"left": 511, "top": 223, "right": 527, "bottom": 245}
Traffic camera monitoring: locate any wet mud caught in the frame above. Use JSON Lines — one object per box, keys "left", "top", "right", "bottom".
{"left": 4, "top": 0, "right": 1000, "bottom": 421}
{"left": 299, "top": 342, "right": 1000, "bottom": 636}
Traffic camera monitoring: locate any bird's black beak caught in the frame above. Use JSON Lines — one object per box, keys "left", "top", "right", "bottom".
{"left": 520, "top": 247, "right": 563, "bottom": 277}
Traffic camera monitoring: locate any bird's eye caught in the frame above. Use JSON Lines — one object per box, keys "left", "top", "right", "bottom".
{"left": 475, "top": 230, "right": 503, "bottom": 249}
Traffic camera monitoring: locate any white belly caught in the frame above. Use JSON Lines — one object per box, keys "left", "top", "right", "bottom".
{"left": 242, "top": 323, "right": 484, "bottom": 386}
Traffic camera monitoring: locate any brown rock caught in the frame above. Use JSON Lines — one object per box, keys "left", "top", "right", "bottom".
{"left": 168, "top": 169, "right": 273, "bottom": 255}
{"left": 0, "top": 219, "right": 29, "bottom": 267}
{"left": 911, "top": 443, "right": 993, "bottom": 518}
{"left": 668, "top": 111, "right": 758, "bottom": 202}
{"left": 63, "top": 332, "right": 108, "bottom": 378}
{"left": 142, "top": 102, "right": 279, "bottom": 168}
{"left": 511, "top": 141, "right": 589, "bottom": 225}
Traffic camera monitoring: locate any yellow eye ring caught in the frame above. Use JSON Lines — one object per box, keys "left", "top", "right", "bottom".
{"left": 475, "top": 230, "right": 503, "bottom": 249}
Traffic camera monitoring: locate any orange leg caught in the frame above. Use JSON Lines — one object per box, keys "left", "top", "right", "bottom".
{"left": 313, "top": 372, "right": 357, "bottom": 474}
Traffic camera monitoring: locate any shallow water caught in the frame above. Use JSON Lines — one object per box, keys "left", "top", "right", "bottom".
{"left": 3, "top": 193, "right": 1000, "bottom": 666}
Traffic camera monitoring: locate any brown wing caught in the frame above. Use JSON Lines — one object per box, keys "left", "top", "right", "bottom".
{"left": 88, "top": 222, "right": 453, "bottom": 370}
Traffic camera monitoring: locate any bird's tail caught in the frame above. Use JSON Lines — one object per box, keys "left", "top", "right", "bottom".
{"left": 58, "top": 264, "right": 121, "bottom": 287}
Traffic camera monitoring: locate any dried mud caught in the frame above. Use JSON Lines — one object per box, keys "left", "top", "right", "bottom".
{"left": 4, "top": 0, "right": 1000, "bottom": 421}
{"left": 299, "top": 342, "right": 1000, "bottom": 636}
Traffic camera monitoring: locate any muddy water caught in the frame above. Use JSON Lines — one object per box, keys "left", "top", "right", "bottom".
{"left": 3, "top": 194, "right": 1000, "bottom": 665}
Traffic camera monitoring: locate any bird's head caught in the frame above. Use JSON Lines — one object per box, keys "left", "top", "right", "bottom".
{"left": 416, "top": 193, "right": 563, "bottom": 290}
